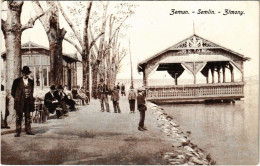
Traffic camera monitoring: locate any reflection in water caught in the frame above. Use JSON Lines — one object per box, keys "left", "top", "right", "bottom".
{"left": 161, "top": 82, "right": 258, "bottom": 165}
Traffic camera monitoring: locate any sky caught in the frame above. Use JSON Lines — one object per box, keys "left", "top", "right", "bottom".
{"left": 1, "top": 1, "right": 259, "bottom": 81}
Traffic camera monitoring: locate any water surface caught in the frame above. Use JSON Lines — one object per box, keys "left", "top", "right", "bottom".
{"left": 161, "top": 81, "right": 258, "bottom": 165}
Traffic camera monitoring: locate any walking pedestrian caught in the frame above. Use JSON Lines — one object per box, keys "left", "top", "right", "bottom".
{"left": 116, "top": 82, "right": 120, "bottom": 92}
{"left": 111, "top": 86, "right": 121, "bottom": 113}
{"left": 98, "top": 79, "right": 110, "bottom": 112}
{"left": 128, "top": 86, "right": 136, "bottom": 113}
{"left": 137, "top": 87, "right": 147, "bottom": 131}
{"left": 11, "top": 66, "right": 35, "bottom": 137}
{"left": 121, "top": 83, "right": 126, "bottom": 96}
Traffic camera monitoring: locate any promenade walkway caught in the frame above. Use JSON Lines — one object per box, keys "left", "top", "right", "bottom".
{"left": 1, "top": 96, "right": 173, "bottom": 165}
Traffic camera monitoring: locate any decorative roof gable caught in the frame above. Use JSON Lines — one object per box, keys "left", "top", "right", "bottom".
{"left": 171, "top": 35, "right": 219, "bottom": 49}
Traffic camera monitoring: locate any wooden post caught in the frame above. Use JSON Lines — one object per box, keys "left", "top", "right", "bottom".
{"left": 222, "top": 65, "right": 226, "bottom": 83}
{"left": 129, "top": 40, "right": 134, "bottom": 88}
{"left": 175, "top": 73, "right": 178, "bottom": 85}
{"left": 34, "top": 67, "right": 36, "bottom": 86}
{"left": 143, "top": 69, "right": 147, "bottom": 86}
{"left": 47, "top": 66, "right": 49, "bottom": 86}
{"left": 241, "top": 62, "right": 244, "bottom": 82}
{"left": 230, "top": 64, "right": 234, "bottom": 82}
{"left": 211, "top": 68, "right": 215, "bottom": 84}
{"left": 217, "top": 68, "right": 221, "bottom": 83}
{"left": 193, "top": 74, "right": 196, "bottom": 84}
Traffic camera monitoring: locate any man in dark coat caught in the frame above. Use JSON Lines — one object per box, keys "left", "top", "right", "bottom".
{"left": 98, "top": 79, "right": 110, "bottom": 112}
{"left": 54, "top": 85, "right": 70, "bottom": 115}
{"left": 121, "top": 83, "right": 126, "bottom": 96}
{"left": 44, "top": 85, "right": 62, "bottom": 118}
{"left": 137, "top": 87, "right": 147, "bottom": 131}
{"left": 111, "top": 86, "right": 121, "bottom": 113}
{"left": 128, "top": 86, "right": 136, "bottom": 113}
{"left": 11, "top": 66, "right": 35, "bottom": 137}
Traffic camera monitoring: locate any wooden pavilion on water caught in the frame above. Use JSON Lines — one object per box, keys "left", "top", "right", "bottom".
{"left": 137, "top": 34, "right": 250, "bottom": 104}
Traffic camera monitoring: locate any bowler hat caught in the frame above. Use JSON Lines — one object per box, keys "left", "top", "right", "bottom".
{"left": 100, "top": 79, "right": 104, "bottom": 82}
{"left": 21, "top": 66, "right": 31, "bottom": 74}
{"left": 50, "top": 85, "right": 56, "bottom": 90}
{"left": 57, "top": 85, "right": 63, "bottom": 90}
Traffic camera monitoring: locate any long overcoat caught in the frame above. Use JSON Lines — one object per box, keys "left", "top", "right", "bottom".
{"left": 11, "top": 77, "right": 34, "bottom": 114}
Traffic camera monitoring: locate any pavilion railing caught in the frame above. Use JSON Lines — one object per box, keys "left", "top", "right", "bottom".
{"left": 146, "top": 82, "right": 244, "bottom": 99}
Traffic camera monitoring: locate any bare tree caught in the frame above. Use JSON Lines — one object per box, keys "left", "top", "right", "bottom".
{"left": 58, "top": 1, "right": 104, "bottom": 101}
{"left": 1, "top": 1, "right": 50, "bottom": 122}
{"left": 90, "top": 2, "right": 136, "bottom": 96}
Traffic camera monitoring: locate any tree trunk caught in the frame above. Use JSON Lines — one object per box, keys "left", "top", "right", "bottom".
{"left": 82, "top": 54, "right": 90, "bottom": 101}
{"left": 91, "top": 62, "right": 99, "bottom": 99}
{"left": 47, "top": 2, "right": 66, "bottom": 86}
{"left": 49, "top": 39, "right": 64, "bottom": 86}
{"left": 3, "top": 2, "right": 23, "bottom": 123}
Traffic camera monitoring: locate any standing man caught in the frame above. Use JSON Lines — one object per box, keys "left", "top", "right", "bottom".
{"left": 128, "top": 86, "right": 136, "bottom": 113}
{"left": 116, "top": 82, "right": 120, "bottom": 92}
{"left": 98, "top": 79, "right": 110, "bottom": 112}
{"left": 137, "top": 87, "right": 147, "bottom": 131}
{"left": 121, "top": 83, "right": 126, "bottom": 96}
{"left": 111, "top": 86, "right": 121, "bottom": 113}
{"left": 11, "top": 66, "right": 35, "bottom": 137}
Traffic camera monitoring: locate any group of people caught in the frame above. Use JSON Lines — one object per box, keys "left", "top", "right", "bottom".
{"left": 10, "top": 66, "right": 90, "bottom": 137}
{"left": 98, "top": 79, "right": 147, "bottom": 131}
{"left": 44, "top": 84, "right": 77, "bottom": 119}
{"left": 10, "top": 66, "right": 148, "bottom": 137}
{"left": 116, "top": 83, "right": 126, "bottom": 96}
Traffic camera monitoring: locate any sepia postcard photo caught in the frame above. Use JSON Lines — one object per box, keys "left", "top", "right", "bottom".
{"left": 1, "top": 1, "right": 259, "bottom": 165}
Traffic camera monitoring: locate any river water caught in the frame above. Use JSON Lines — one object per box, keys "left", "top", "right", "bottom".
{"left": 161, "top": 80, "right": 259, "bottom": 165}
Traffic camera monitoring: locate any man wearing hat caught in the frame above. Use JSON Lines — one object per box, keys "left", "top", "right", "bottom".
{"left": 54, "top": 85, "right": 70, "bottom": 115}
{"left": 97, "top": 79, "right": 110, "bottom": 112}
{"left": 128, "top": 86, "right": 136, "bottom": 113}
{"left": 11, "top": 66, "right": 35, "bottom": 137}
{"left": 44, "top": 85, "right": 62, "bottom": 118}
{"left": 137, "top": 87, "right": 147, "bottom": 131}
{"left": 111, "top": 86, "right": 121, "bottom": 113}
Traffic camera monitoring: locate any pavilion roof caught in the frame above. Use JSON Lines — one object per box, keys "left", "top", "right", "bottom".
{"left": 138, "top": 34, "right": 250, "bottom": 69}
{"left": 1, "top": 41, "right": 80, "bottom": 62}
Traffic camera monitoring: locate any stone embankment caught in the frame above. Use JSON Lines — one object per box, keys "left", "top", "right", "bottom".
{"left": 148, "top": 102, "right": 216, "bottom": 165}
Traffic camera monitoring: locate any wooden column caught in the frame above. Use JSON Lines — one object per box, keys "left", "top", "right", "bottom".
{"left": 33, "top": 67, "right": 36, "bottom": 86}
{"left": 143, "top": 69, "right": 148, "bottom": 86}
{"left": 47, "top": 66, "right": 49, "bottom": 86}
{"left": 230, "top": 64, "right": 234, "bottom": 82}
{"left": 217, "top": 65, "right": 221, "bottom": 83}
{"left": 174, "top": 73, "right": 178, "bottom": 85}
{"left": 241, "top": 62, "right": 244, "bottom": 82}
{"left": 211, "top": 68, "right": 215, "bottom": 84}
{"left": 193, "top": 74, "right": 196, "bottom": 84}
{"left": 222, "top": 65, "right": 226, "bottom": 83}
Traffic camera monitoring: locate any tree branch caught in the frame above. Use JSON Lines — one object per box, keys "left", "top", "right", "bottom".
{"left": 1, "top": 19, "right": 6, "bottom": 36}
{"left": 57, "top": 1, "right": 83, "bottom": 47}
{"left": 89, "top": 25, "right": 99, "bottom": 53}
{"left": 108, "top": 15, "right": 129, "bottom": 44}
{"left": 21, "top": 7, "right": 52, "bottom": 32}
{"left": 32, "top": 1, "right": 50, "bottom": 33}
{"left": 64, "top": 37, "right": 83, "bottom": 55}
{"left": 89, "top": 32, "right": 104, "bottom": 50}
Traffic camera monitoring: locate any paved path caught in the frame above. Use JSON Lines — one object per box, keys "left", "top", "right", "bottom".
{"left": 1, "top": 96, "right": 173, "bottom": 165}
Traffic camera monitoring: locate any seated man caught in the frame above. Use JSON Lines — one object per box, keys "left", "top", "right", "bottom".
{"left": 78, "top": 87, "right": 89, "bottom": 105}
{"left": 54, "top": 85, "right": 76, "bottom": 112}
{"left": 44, "top": 85, "right": 62, "bottom": 118}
